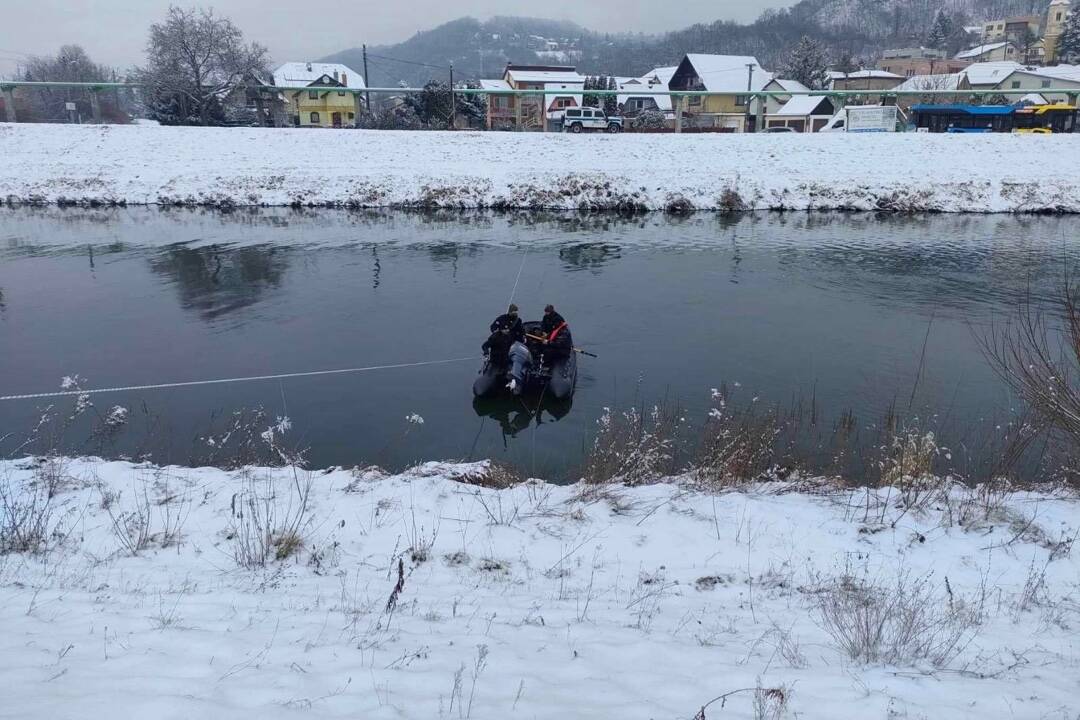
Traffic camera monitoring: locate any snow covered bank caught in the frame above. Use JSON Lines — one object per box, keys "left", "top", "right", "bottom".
{"left": 3, "top": 123, "right": 1080, "bottom": 213}
{"left": 2, "top": 456, "right": 1078, "bottom": 719}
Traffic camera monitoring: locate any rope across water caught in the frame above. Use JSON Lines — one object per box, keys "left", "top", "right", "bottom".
{"left": 0, "top": 356, "right": 479, "bottom": 402}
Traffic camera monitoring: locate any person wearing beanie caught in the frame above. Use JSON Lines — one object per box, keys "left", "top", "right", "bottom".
{"left": 482, "top": 303, "right": 525, "bottom": 365}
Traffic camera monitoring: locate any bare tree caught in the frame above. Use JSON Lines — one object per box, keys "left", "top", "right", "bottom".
{"left": 20, "top": 45, "right": 117, "bottom": 122}
{"left": 135, "top": 5, "right": 269, "bottom": 125}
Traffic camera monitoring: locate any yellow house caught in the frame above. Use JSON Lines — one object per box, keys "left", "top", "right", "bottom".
{"left": 273, "top": 62, "right": 366, "bottom": 128}
{"left": 668, "top": 54, "right": 771, "bottom": 131}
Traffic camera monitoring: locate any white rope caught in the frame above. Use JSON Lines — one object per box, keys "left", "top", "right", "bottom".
{"left": 0, "top": 356, "right": 479, "bottom": 402}
{"left": 507, "top": 247, "right": 529, "bottom": 309}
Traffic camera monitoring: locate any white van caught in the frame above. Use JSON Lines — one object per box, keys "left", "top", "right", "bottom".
{"left": 562, "top": 108, "right": 623, "bottom": 134}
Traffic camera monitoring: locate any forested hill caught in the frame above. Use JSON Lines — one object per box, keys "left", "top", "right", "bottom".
{"left": 321, "top": 0, "right": 1052, "bottom": 85}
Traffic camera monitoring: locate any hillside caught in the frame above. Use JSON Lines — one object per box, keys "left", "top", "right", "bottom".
{"left": 321, "top": 0, "right": 1054, "bottom": 85}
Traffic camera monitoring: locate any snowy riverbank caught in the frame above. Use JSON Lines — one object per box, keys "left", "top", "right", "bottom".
{"left": 3, "top": 123, "right": 1080, "bottom": 213}
{"left": 2, "top": 456, "right": 1078, "bottom": 719}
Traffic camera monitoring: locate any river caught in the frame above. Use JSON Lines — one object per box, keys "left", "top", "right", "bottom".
{"left": 1, "top": 208, "right": 1076, "bottom": 479}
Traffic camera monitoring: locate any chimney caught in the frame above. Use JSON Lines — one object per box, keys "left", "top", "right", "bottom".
{"left": 341, "top": 72, "right": 347, "bottom": 86}
{"left": 306, "top": 62, "right": 312, "bottom": 72}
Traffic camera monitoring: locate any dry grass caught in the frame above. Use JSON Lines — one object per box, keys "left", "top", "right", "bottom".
{"left": 582, "top": 403, "right": 687, "bottom": 485}
{"left": 228, "top": 466, "right": 313, "bottom": 568}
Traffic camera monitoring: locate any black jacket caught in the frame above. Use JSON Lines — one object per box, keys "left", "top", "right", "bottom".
{"left": 541, "top": 311, "right": 566, "bottom": 336}
{"left": 490, "top": 313, "right": 524, "bottom": 342}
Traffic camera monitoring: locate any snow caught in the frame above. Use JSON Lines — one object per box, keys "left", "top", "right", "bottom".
{"left": 683, "top": 54, "right": 773, "bottom": 92}
{"left": 771, "top": 95, "right": 832, "bottom": 117}
{"left": 767, "top": 78, "right": 811, "bottom": 94}
{"left": 478, "top": 79, "right": 511, "bottom": 91}
{"left": 962, "top": 61, "right": 1026, "bottom": 87}
{"left": 272, "top": 62, "right": 366, "bottom": 90}
{"left": 1025, "top": 64, "right": 1080, "bottom": 85}
{"left": 2, "top": 456, "right": 1078, "bottom": 719}
{"left": 505, "top": 69, "right": 584, "bottom": 85}
{"left": 955, "top": 42, "right": 1011, "bottom": 60}
{"left": 828, "top": 70, "right": 903, "bottom": 80}
{"left": 6, "top": 123, "right": 1080, "bottom": 213}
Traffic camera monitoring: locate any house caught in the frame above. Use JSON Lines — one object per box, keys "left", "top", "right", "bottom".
{"left": 761, "top": 78, "right": 810, "bottom": 115}
{"left": 962, "top": 61, "right": 1026, "bottom": 90}
{"left": 892, "top": 72, "right": 973, "bottom": 108}
{"left": 878, "top": 47, "right": 970, "bottom": 77}
{"left": 980, "top": 15, "right": 1041, "bottom": 45}
{"left": 766, "top": 96, "right": 836, "bottom": 132}
{"left": 827, "top": 70, "right": 903, "bottom": 92}
{"left": 272, "top": 62, "right": 366, "bottom": 128}
{"left": 617, "top": 67, "right": 677, "bottom": 121}
{"left": 481, "top": 64, "right": 585, "bottom": 131}
{"left": 1044, "top": 0, "right": 1073, "bottom": 63}
{"left": 994, "top": 65, "right": 1080, "bottom": 103}
{"left": 667, "top": 54, "right": 773, "bottom": 131}
{"left": 956, "top": 42, "right": 1017, "bottom": 63}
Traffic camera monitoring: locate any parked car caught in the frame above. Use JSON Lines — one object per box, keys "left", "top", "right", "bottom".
{"left": 764, "top": 126, "right": 797, "bottom": 133}
{"left": 562, "top": 108, "right": 623, "bottom": 134}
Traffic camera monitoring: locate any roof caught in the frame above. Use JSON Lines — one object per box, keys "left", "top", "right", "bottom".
{"left": 1025, "top": 65, "right": 1080, "bottom": 84}
{"left": 895, "top": 73, "right": 966, "bottom": 92}
{"left": 506, "top": 67, "right": 584, "bottom": 84}
{"left": 910, "top": 104, "right": 1015, "bottom": 115}
{"left": 543, "top": 82, "right": 582, "bottom": 109}
{"left": 956, "top": 42, "right": 1010, "bottom": 60}
{"left": 962, "top": 61, "right": 1024, "bottom": 86}
{"left": 773, "top": 95, "right": 832, "bottom": 117}
{"left": 828, "top": 70, "right": 903, "bottom": 80}
{"left": 1018, "top": 93, "right": 1049, "bottom": 105}
{"left": 679, "top": 54, "right": 773, "bottom": 92}
{"left": 479, "top": 79, "right": 512, "bottom": 91}
{"left": 272, "top": 62, "right": 365, "bottom": 90}
{"left": 768, "top": 78, "right": 811, "bottom": 94}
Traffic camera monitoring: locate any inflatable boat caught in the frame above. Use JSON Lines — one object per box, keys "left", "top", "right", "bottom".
{"left": 473, "top": 321, "right": 577, "bottom": 400}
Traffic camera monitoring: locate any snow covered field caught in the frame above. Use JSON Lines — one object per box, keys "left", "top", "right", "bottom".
{"left": 2, "top": 456, "right": 1078, "bottom": 719}
{"left": 3, "top": 122, "right": 1080, "bottom": 213}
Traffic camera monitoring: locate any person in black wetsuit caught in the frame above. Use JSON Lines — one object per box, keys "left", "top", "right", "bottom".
{"left": 482, "top": 304, "right": 524, "bottom": 365}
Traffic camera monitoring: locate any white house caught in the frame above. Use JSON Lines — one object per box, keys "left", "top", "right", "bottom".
{"left": 617, "top": 66, "right": 677, "bottom": 119}
{"left": 766, "top": 95, "right": 836, "bottom": 132}
{"left": 994, "top": 65, "right": 1080, "bottom": 103}
{"left": 955, "top": 42, "right": 1017, "bottom": 63}
{"left": 761, "top": 78, "right": 811, "bottom": 114}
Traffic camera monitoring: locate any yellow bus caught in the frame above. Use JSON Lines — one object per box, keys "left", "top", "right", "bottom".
{"left": 1012, "top": 103, "right": 1078, "bottom": 134}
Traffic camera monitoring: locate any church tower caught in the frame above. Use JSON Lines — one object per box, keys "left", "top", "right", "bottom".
{"left": 1045, "top": 0, "right": 1072, "bottom": 63}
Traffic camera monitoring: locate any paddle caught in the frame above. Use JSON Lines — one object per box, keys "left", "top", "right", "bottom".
{"left": 525, "top": 334, "right": 598, "bottom": 358}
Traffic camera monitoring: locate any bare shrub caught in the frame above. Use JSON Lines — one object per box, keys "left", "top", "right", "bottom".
{"left": 102, "top": 470, "right": 191, "bottom": 555}
{"left": 983, "top": 285, "right": 1080, "bottom": 485}
{"left": 0, "top": 466, "right": 59, "bottom": 555}
{"left": 228, "top": 467, "right": 312, "bottom": 568}
{"left": 812, "top": 569, "right": 982, "bottom": 667}
{"left": 694, "top": 386, "right": 784, "bottom": 488}
{"left": 582, "top": 403, "right": 687, "bottom": 485}
{"left": 753, "top": 683, "right": 788, "bottom": 720}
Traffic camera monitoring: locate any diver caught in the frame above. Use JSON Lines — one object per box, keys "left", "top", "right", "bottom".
{"left": 482, "top": 303, "right": 524, "bottom": 366}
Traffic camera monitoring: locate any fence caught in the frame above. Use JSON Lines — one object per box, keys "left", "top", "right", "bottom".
{"left": 2, "top": 80, "right": 1079, "bottom": 131}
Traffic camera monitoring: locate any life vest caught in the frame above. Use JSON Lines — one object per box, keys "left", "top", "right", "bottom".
{"left": 548, "top": 322, "right": 567, "bottom": 342}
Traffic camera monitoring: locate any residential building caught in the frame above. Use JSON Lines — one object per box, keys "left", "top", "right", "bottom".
{"left": 892, "top": 72, "right": 973, "bottom": 109}
{"left": 761, "top": 77, "right": 810, "bottom": 115}
{"left": 272, "top": 62, "right": 366, "bottom": 128}
{"left": 827, "top": 70, "right": 903, "bottom": 92}
{"left": 956, "top": 42, "right": 1017, "bottom": 63}
{"left": 481, "top": 64, "right": 585, "bottom": 131}
{"left": 994, "top": 65, "right": 1080, "bottom": 103}
{"left": 667, "top": 54, "right": 773, "bottom": 132}
{"left": 981, "top": 15, "right": 1041, "bottom": 44}
{"left": 765, "top": 96, "right": 836, "bottom": 132}
{"left": 617, "top": 67, "right": 677, "bottom": 124}
{"left": 878, "top": 48, "right": 969, "bottom": 77}
{"left": 963, "top": 61, "right": 1026, "bottom": 90}
{"left": 1045, "top": 0, "right": 1073, "bottom": 63}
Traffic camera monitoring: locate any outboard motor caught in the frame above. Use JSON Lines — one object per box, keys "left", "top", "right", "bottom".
{"left": 507, "top": 341, "right": 531, "bottom": 396}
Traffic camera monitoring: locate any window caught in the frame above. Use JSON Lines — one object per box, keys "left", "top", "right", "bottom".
{"left": 1056, "top": 12, "right": 1063, "bottom": 20}
{"left": 1011, "top": 81, "right": 1021, "bottom": 89}
{"left": 1042, "top": 79, "right": 1052, "bottom": 88}
{"left": 308, "top": 90, "right": 319, "bottom": 100}
{"left": 566, "top": 109, "right": 581, "bottom": 117}
{"left": 338, "top": 91, "right": 346, "bottom": 97}
{"left": 348, "top": 112, "right": 355, "bottom": 119}
{"left": 309, "top": 111, "right": 320, "bottom": 124}
{"left": 735, "top": 95, "right": 748, "bottom": 106}
{"left": 689, "top": 95, "right": 702, "bottom": 106}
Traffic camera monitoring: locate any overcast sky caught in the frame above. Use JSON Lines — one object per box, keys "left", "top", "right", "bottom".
{"left": 0, "top": 0, "right": 791, "bottom": 77}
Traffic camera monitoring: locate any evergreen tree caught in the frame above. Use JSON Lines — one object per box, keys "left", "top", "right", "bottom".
{"left": 832, "top": 51, "right": 859, "bottom": 75}
{"left": 583, "top": 76, "right": 600, "bottom": 108}
{"left": 1059, "top": 10, "right": 1080, "bottom": 63}
{"left": 925, "top": 10, "right": 954, "bottom": 50}
{"left": 780, "top": 36, "right": 829, "bottom": 91}
{"left": 603, "top": 76, "right": 619, "bottom": 115}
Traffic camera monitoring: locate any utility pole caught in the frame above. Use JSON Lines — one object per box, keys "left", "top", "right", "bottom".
{"left": 745, "top": 63, "right": 756, "bottom": 133}
{"left": 362, "top": 44, "right": 371, "bottom": 111}
{"left": 449, "top": 61, "right": 456, "bottom": 130}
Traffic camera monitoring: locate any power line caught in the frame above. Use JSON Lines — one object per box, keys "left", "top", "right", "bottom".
{"left": 366, "top": 52, "right": 449, "bottom": 72}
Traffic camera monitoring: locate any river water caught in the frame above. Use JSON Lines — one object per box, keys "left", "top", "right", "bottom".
{"left": 1, "top": 208, "right": 1076, "bottom": 478}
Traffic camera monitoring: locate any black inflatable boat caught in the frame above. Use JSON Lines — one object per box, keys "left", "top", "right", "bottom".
{"left": 473, "top": 321, "right": 577, "bottom": 400}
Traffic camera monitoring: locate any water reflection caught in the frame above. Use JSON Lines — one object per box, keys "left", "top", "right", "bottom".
{"left": 559, "top": 243, "right": 622, "bottom": 274}
{"left": 472, "top": 396, "right": 574, "bottom": 444}
{"left": 149, "top": 243, "right": 289, "bottom": 321}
